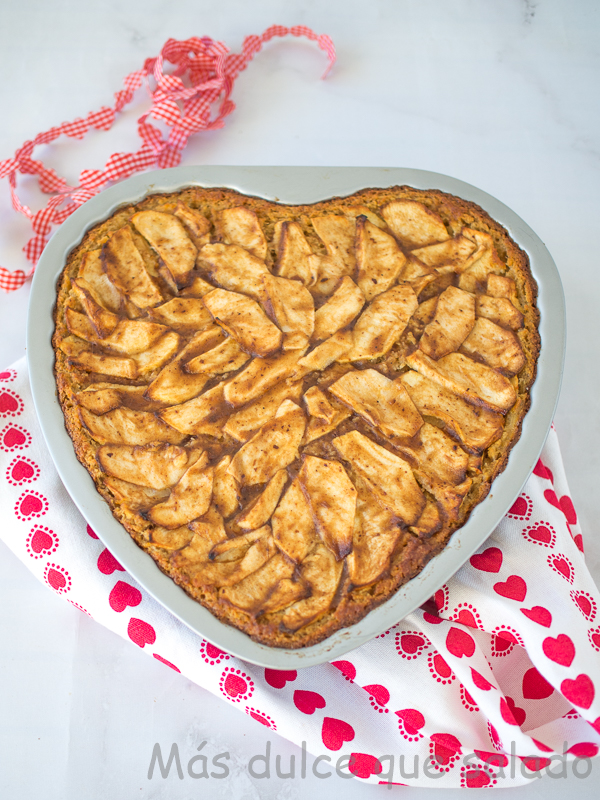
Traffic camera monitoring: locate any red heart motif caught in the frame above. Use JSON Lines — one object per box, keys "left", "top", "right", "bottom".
{"left": 86, "top": 524, "right": 99, "bottom": 539}
{"left": 431, "top": 653, "right": 453, "bottom": 679}
{"left": 524, "top": 524, "right": 554, "bottom": 546}
{"left": 465, "top": 769, "right": 491, "bottom": 788}
{"left": 567, "top": 742, "right": 599, "bottom": 758}
{"left": 591, "top": 717, "right": 600, "bottom": 736}
{"left": 249, "top": 710, "right": 270, "bottom": 726}
{"left": 19, "top": 494, "right": 43, "bottom": 516}
{"left": 533, "top": 459, "right": 552, "bottom": 481}
{"left": 153, "top": 654, "right": 180, "bottom": 672}
{"left": 321, "top": 717, "right": 355, "bottom": 751}
{"left": 543, "top": 634, "right": 575, "bottom": 667}
{"left": 561, "top": 674, "right": 595, "bottom": 709}
{"left": 522, "top": 667, "right": 554, "bottom": 700}
{"left": 492, "top": 634, "right": 513, "bottom": 653}
{"left": 573, "top": 534, "right": 584, "bottom": 552}
{"left": 455, "top": 609, "right": 478, "bottom": 628}
{"left": 331, "top": 660, "right": 356, "bottom": 681}
{"left": 544, "top": 489, "right": 561, "bottom": 510}
{"left": 97, "top": 548, "right": 125, "bottom": 575}
{"left": 0, "top": 371, "right": 11, "bottom": 380}
{"left": 446, "top": 627, "right": 475, "bottom": 658}
{"left": 430, "top": 733, "right": 462, "bottom": 765}
{"left": 224, "top": 673, "right": 248, "bottom": 698}
{"left": 205, "top": 643, "right": 227, "bottom": 660}
{"left": 470, "top": 668, "right": 494, "bottom": 691}
{"left": 109, "top": 581, "right": 142, "bottom": 613}
{"left": 423, "top": 612, "right": 443, "bottom": 625}
{"left": 127, "top": 618, "right": 156, "bottom": 648}
{"left": 474, "top": 751, "right": 508, "bottom": 767}
{"left": 294, "top": 690, "right": 326, "bottom": 715}
{"left": 470, "top": 547, "right": 502, "bottom": 573}
{"left": 11, "top": 459, "right": 35, "bottom": 481}
{"left": 395, "top": 708, "right": 425, "bottom": 735}
{"left": 264, "top": 668, "right": 297, "bottom": 688}
{"left": 559, "top": 495, "right": 577, "bottom": 525}
{"left": 500, "top": 696, "right": 526, "bottom": 726}
{"left": 47, "top": 568, "right": 66, "bottom": 591}
{"left": 434, "top": 587, "right": 447, "bottom": 610}
{"left": 348, "top": 753, "right": 382, "bottom": 779}
{"left": 30, "top": 529, "right": 53, "bottom": 553}
{"left": 399, "top": 633, "right": 426, "bottom": 655}
{"left": 508, "top": 496, "right": 530, "bottom": 517}
{"left": 521, "top": 756, "right": 551, "bottom": 771}
{"left": 549, "top": 555, "right": 572, "bottom": 582}
{"left": 520, "top": 605, "right": 552, "bottom": 627}
{"left": 363, "top": 684, "right": 390, "bottom": 706}
{"left": 2, "top": 426, "right": 28, "bottom": 448}
{"left": 573, "top": 593, "right": 593, "bottom": 617}
{"left": 589, "top": 629, "right": 600, "bottom": 651}
{"left": 493, "top": 575, "right": 527, "bottom": 602}
{"left": 0, "top": 391, "right": 19, "bottom": 414}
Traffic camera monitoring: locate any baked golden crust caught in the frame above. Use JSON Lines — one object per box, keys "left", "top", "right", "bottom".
{"left": 52, "top": 184, "right": 540, "bottom": 648}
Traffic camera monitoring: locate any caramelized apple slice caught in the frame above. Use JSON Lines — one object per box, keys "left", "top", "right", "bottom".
{"left": 312, "top": 276, "right": 365, "bottom": 341}
{"left": 148, "top": 297, "right": 214, "bottom": 333}
{"left": 102, "top": 226, "right": 163, "bottom": 308}
{"left": 476, "top": 295, "right": 523, "bottom": 330}
{"left": 223, "top": 349, "right": 304, "bottom": 408}
{"left": 212, "top": 455, "right": 240, "bottom": 519}
{"left": 415, "top": 472, "right": 472, "bottom": 524}
{"left": 159, "top": 382, "right": 227, "bottom": 437}
{"left": 411, "top": 234, "right": 477, "bottom": 269}
{"left": 179, "top": 275, "right": 215, "bottom": 297}
{"left": 311, "top": 215, "right": 356, "bottom": 275}
{"left": 457, "top": 228, "right": 504, "bottom": 293}
{"left": 71, "top": 280, "right": 119, "bottom": 338}
{"left": 199, "top": 243, "right": 270, "bottom": 302}
{"left": 148, "top": 452, "right": 214, "bottom": 528}
{"left": 355, "top": 216, "right": 407, "bottom": 300}
{"left": 274, "top": 221, "right": 315, "bottom": 285}
{"left": 131, "top": 210, "right": 197, "bottom": 286}
{"left": 298, "top": 455, "right": 357, "bottom": 560}
{"left": 235, "top": 470, "right": 288, "bottom": 531}
{"left": 149, "top": 524, "right": 195, "bottom": 551}
{"left": 461, "top": 318, "right": 526, "bottom": 376}
{"left": 296, "top": 330, "right": 353, "bottom": 372}
{"left": 406, "top": 350, "right": 517, "bottom": 413}
{"left": 272, "top": 479, "right": 319, "bottom": 564}
{"left": 80, "top": 406, "right": 185, "bottom": 445}
{"left": 328, "top": 368, "right": 423, "bottom": 438}
{"left": 68, "top": 350, "right": 138, "bottom": 379}
{"left": 104, "top": 476, "right": 170, "bottom": 512}
{"left": 218, "top": 207, "right": 267, "bottom": 260}
{"left": 97, "top": 443, "right": 189, "bottom": 489}
{"left": 487, "top": 273, "right": 518, "bottom": 303}
{"left": 281, "top": 544, "right": 343, "bottom": 631}
{"left": 303, "top": 406, "right": 352, "bottom": 445}
{"left": 399, "top": 370, "right": 504, "bottom": 453}
{"left": 220, "top": 552, "right": 295, "bottom": 612}
{"left": 227, "top": 400, "right": 305, "bottom": 486}
{"left": 381, "top": 200, "right": 450, "bottom": 249}
{"left": 394, "top": 422, "right": 469, "bottom": 486}
{"left": 173, "top": 202, "right": 211, "bottom": 249}
{"left": 202, "top": 288, "right": 282, "bottom": 358}
{"left": 333, "top": 430, "right": 425, "bottom": 524}
{"left": 302, "top": 386, "right": 337, "bottom": 423}
{"left": 134, "top": 332, "right": 181, "bottom": 378}
{"left": 420, "top": 286, "right": 476, "bottom": 360}
{"left": 345, "top": 284, "right": 418, "bottom": 361}
{"left": 224, "top": 380, "right": 303, "bottom": 442}
{"left": 146, "top": 329, "right": 223, "bottom": 405}
{"left": 210, "top": 527, "right": 271, "bottom": 562}
{"left": 65, "top": 307, "right": 170, "bottom": 355}
{"left": 348, "top": 486, "right": 402, "bottom": 587}
{"left": 76, "top": 384, "right": 161, "bottom": 415}
{"left": 185, "top": 336, "right": 249, "bottom": 376}
{"left": 261, "top": 273, "right": 315, "bottom": 349}
{"left": 77, "top": 249, "right": 123, "bottom": 313}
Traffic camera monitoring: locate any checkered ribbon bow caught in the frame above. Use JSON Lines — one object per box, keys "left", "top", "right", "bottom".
{"left": 0, "top": 25, "right": 335, "bottom": 293}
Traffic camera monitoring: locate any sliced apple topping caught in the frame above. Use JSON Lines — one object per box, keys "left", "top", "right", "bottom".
{"left": 235, "top": 469, "right": 288, "bottom": 531}
{"left": 199, "top": 243, "right": 270, "bottom": 302}
{"left": 77, "top": 249, "right": 123, "bottom": 313}
{"left": 261, "top": 273, "right": 315, "bottom": 349}
{"left": 345, "top": 284, "right": 418, "bottom": 361}
{"left": 355, "top": 216, "right": 407, "bottom": 300}
{"left": 328, "top": 368, "right": 423, "bottom": 439}
{"left": 81, "top": 406, "right": 185, "bottom": 446}
{"left": 218, "top": 207, "right": 267, "bottom": 260}
{"left": 227, "top": 400, "right": 305, "bottom": 486}
{"left": 146, "top": 329, "right": 223, "bottom": 405}
{"left": 408, "top": 502, "right": 442, "bottom": 537}
{"left": 149, "top": 524, "right": 195, "bottom": 551}
{"left": 399, "top": 370, "right": 504, "bottom": 453}
{"left": 148, "top": 297, "right": 214, "bottom": 333}
{"left": 179, "top": 275, "right": 215, "bottom": 297}
{"left": 380, "top": 200, "right": 450, "bottom": 249}
{"left": 271, "top": 479, "right": 319, "bottom": 564}
{"left": 220, "top": 552, "right": 295, "bottom": 613}
{"left": 131, "top": 210, "right": 197, "bottom": 286}
{"left": 312, "top": 276, "right": 365, "bottom": 341}
{"left": 159, "top": 382, "right": 227, "bottom": 437}
{"left": 457, "top": 228, "right": 505, "bottom": 293}
{"left": 411, "top": 234, "right": 477, "bottom": 270}
{"left": 420, "top": 286, "right": 476, "bottom": 360}
{"left": 202, "top": 288, "right": 282, "bottom": 358}
{"left": 298, "top": 455, "right": 357, "bottom": 560}
{"left": 348, "top": 485, "right": 401, "bottom": 587}
{"left": 332, "top": 430, "right": 425, "bottom": 525}
{"left": 104, "top": 476, "right": 170, "bottom": 512}
{"left": 476, "top": 295, "right": 523, "bottom": 330}
{"left": 296, "top": 330, "right": 353, "bottom": 372}
{"left": 303, "top": 406, "right": 351, "bottom": 445}
{"left": 394, "top": 422, "right": 469, "bottom": 486}
{"left": 487, "top": 273, "right": 518, "bottom": 303}
{"left": 302, "top": 386, "right": 337, "bottom": 423}
{"left": 102, "top": 226, "right": 163, "bottom": 308}
{"left": 224, "top": 380, "right": 303, "bottom": 442}
{"left": 274, "top": 221, "right": 315, "bottom": 285}
{"left": 281, "top": 544, "right": 343, "bottom": 632}
{"left": 173, "top": 201, "right": 211, "bottom": 249}
{"left": 97, "top": 443, "right": 189, "bottom": 489}
{"left": 170, "top": 507, "right": 229, "bottom": 575}
{"left": 71, "top": 280, "right": 119, "bottom": 338}
{"left": 68, "top": 350, "right": 138, "bottom": 379}
{"left": 212, "top": 455, "right": 240, "bottom": 519}
{"left": 185, "top": 336, "right": 249, "bottom": 376}
{"left": 223, "top": 349, "right": 304, "bottom": 408}
{"left": 311, "top": 215, "right": 356, "bottom": 275}
{"left": 76, "top": 384, "right": 161, "bottom": 415}
{"left": 210, "top": 526, "right": 272, "bottom": 562}
{"left": 461, "top": 317, "right": 526, "bottom": 375}
{"left": 147, "top": 452, "right": 214, "bottom": 528}
{"left": 415, "top": 472, "right": 472, "bottom": 524}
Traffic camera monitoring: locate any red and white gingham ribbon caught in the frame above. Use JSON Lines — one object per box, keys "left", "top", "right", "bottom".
{"left": 0, "top": 25, "right": 336, "bottom": 293}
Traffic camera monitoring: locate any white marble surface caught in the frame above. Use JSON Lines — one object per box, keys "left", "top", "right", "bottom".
{"left": 1, "top": 0, "right": 600, "bottom": 797}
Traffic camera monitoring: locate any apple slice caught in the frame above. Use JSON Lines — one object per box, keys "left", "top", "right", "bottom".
{"left": 147, "top": 452, "right": 214, "bottom": 529}
{"left": 261, "top": 273, "right": 315, "bottom": 350}
{"left": 212, "top": 455, "right": 240, "bottom": 519}
{"left": 199, "top": 243, "right": 270, "bottom": 302}
{"left": 312, "top": 276, "right": 365, "bottom": 341}
{"left": 235, "top": 470, "right": 288, "bottom": 531}
{"left": 131, "top": 210, "right": 197, "bottom": 287}
{"left": 420, "top": 286, "right": 476, "bottom": 360}
{"left": 274, "top": 221, "right": 315, "bottom": 285}
{"left": 223, "top": 349, "right": 304, "bottom": 408}
{"left": 281, "top": 544, "right": 343, "bottom": 632}
{"left": 102, "top": 226, "right": 163, "bottom": 308}
{"left": 345, "top": 284, "right": 418, "bottom": 361}
{"left": 272, "top": 479, "right": 319, "bottom": 564}
{"left": 380, "top": 200, "right": 450, "bottom": 249}
{"left": 76, "top": 249, "right": 123, "bottom": 313}
{"left": 202, "top": 288, "right": 283, "bottom": 358}
{"left": 461, "top": 317, "right": 526, "bottom": 376}
{"left": 148, "top": 297, "right": 214, "bottom": 333}
{"left": 217, "top": 206, "right": 267, "bottom": 260}
{"left": 80, "top": 406, "right": 185, "bottom": 445}
{"left": 97, "top": 443, "right": 189, "bottom": 489}
{"left": 355, "top": 216, "right": 407, "bottom": 300}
